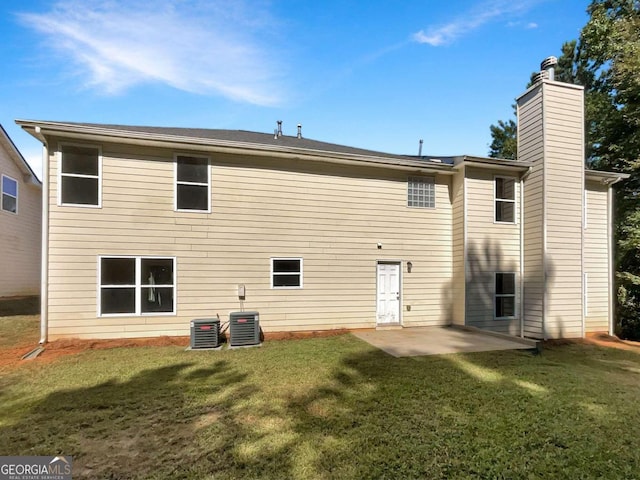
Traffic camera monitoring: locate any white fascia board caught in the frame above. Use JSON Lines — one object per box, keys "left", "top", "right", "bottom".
{"left": 16, "top": 120, "right": 455, "bottom": 176}
{"left": 585, "top": 170, "right": 630, "bottom": 185}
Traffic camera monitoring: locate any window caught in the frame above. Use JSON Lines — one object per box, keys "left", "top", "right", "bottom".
{"left": 1, "top": 175, "right": 17, "bottom": 213}
{"left": 271, "top": 258, "right": 303, "bottom": 288}
{"left": 408, "top": 176, "right": 435, "bottom": 208}
{"left": 495, "top": 272, "right": 516, "bottom": 319}
{"left": 495, "top": 177, "right": 516, "bottom": 223}
{"left": 99, "top": 257, "right": 175, "bottom": 316}
{"left": 60, "top": 144, "right": 101, "bottom": 206}
{"left": 176, "top": 155, "right": 210, "bottom": 212}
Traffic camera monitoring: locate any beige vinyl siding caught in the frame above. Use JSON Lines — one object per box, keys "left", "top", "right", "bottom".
{"left": 518, "top": 81, "right": 587, "bottom": 339}
{"left": 0, "top": 145, "right": 41, "bottom": 297}
{"left": 584, "top": 181, "right": 609, "bottom": 332}
{"left": 45, "top": 138, "right": 453, "bottom": 339}
{"left": 542, "top": 82, "right": 584, "bottom": 339}
{"left": 464, "top": 167, "right": 521, "bottom": 335}
{"left": 451, "top": 169, "right": 465, "bottom": 325}
{"left": 518, "top": 86, "right": 545, "bottom": 338}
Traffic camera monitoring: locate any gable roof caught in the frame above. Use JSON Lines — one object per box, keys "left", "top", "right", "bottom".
{"left": 0, "top": 124, "right": 41, "bottom": 186}
{"left": 15, "top": 120, "right": 564, "bottom": 177}
{"left": 17, "top": 120, "right": 481, "bottom": 175}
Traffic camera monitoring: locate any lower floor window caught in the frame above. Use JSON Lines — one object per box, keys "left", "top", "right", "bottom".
{"left": 495, "top": 272, "right": 516, "bottom": 318}
{"left": 271, "top": 258, "right": 303, "bottom": 288}
{"left": 99, "top": 256, "right": 175, "bottom": 315}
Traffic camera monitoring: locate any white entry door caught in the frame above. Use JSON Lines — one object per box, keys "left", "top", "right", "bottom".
{"left": 377, "top": 262, "right": 400, "bottom": 324}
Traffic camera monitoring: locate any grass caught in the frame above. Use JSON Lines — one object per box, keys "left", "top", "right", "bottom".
{"left": 1, "top": 319, "right": 640, "bottom": 479}
{"left": 0, "top": 315, "right": 39, "bottom": 349}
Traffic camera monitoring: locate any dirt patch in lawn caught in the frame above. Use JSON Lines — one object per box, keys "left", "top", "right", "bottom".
{"left": 39, "top": 336, "right": 190, "bottom": 362}
{"left": 584, "top": 332, "right": 640, "bottom": 352}
{"left": 0, "top": 328, "right": 353, "bottom": 368}
{"left": 263, "top": 328, "right": 351, "bottom": 341}
{"left": 0, "top": 336, "right": 189, "bottom": 368}
{"left": 545, "top": 333, "right": 640, "bottom": 352}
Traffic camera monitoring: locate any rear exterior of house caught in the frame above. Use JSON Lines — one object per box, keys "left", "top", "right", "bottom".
{"left": 18, "top": 62, "right": 626, "bottom": 341}
{"left": 0, "top": 125, "right": 42, "bottom": 301}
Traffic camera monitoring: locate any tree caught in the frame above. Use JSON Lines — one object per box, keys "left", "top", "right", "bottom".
{"left": 488, "top": 41, "right": 583, "bottom": 159}
{"left": 488, "top": 117, "right": 517, "bottom": 159}
{"left": 580, "top": 0, "right": 640, "bottom": 339}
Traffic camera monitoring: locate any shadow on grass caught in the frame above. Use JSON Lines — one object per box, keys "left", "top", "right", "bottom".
{"left": 1, "top": 341, "right": 639, "bottom": 479}
{"left": 0, "top": 359, "right": 256, "bottom": 478}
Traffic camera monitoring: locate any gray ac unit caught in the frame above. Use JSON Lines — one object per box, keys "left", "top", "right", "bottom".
{"left": 190, "top": 319, "right": 221, "bottom": 349}
{"left": 229, "top": 311, "right": 260, "bottom": 347}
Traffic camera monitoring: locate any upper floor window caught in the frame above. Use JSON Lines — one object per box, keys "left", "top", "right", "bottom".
{"left": 408, "top": 176, "right": 435, "bottom": 208}
{"left": 175, "top": 155, "right": 210, "bottom": 212}
{"left": 495, "top": 176, "right": 516, "bottom": 223}
{"left": 60, "top": 144, "right": 101, "bottom": 207}
{"left": 1, "top": 175, "right": 17, "bottom": 213}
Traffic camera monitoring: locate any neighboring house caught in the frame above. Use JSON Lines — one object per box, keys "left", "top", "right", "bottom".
{"left": 18, "top": 61, "right": 628, "bottom": 341}
{"left": 0, "top": 124, "right": 42, "bottom": 301}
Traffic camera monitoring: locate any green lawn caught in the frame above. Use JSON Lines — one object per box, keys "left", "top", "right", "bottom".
{"left": 1, "top": 318, "right": 640, "bottom": 479}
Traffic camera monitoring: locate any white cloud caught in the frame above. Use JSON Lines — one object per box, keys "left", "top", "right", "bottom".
{"left": 18, "top": 0, "right": 285, "bottom": 106}
{"left": 413, "top": 0, "right": 543, "bottom": 46}
{"left": 506, "top": 20, "right": 539, "bottom": 29}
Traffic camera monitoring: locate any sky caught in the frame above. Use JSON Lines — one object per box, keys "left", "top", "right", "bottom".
{"left": 0, "top": 0, "right": 591, "bottom": 180}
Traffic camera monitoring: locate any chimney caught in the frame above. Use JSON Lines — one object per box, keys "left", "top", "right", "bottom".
{"left": 418, "top": 139, "right": 423, "bottom": 157}
{"left": 517, "top": 56, "right": 585, "bottom": 340}
{"left": 297, "top": 124, "right": 302, "bottom": 139}
{"left": 277, "top": 120, "right": 283, "bottom": 138}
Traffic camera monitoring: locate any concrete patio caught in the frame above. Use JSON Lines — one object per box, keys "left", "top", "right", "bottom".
{"left": 352, "top": 326, "right": 538, "bottom": 357}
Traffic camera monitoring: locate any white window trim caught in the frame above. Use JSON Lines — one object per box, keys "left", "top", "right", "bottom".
{"left": 174, "top": 153, "right": 211, "bottom": 213}
{"left": 98, "top": 256, "right": 177, "bottom": 317}
{"left": 494, "top": 175, "right": 517, "bottom": 224}
{"left": 1, "top": 174, "right": 18, "bottom": 214}
{"left": 494, "top": 271, "right": 518, "bottom": 320}
{"left": 584, "top": 272, "right": 588, "bottom": 317}
{"left": 407, "top": 176, "right": 436, "bottom": 209}
{"left": 584, "top": 190, "right": 588, "bottom": 230}
{"left": 271, "top": 257, "right": 303, "bottom": 289}
{"left": 58, "top": 142, "right": 102, "bottom": 208}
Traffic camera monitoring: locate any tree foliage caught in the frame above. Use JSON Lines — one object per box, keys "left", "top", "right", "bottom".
{"left": 581, "top": 0, "right": 640, "bottom": 339}
{"left": 488, "top": 117, "right": 517, "bottom": 159}
{"left": 488, "top": 0, "right": 640, "bottom": 338}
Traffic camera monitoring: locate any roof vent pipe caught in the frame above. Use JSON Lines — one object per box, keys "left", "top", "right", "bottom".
{"left": 418, "top": 139, "right": 423, "bottom": 157}
{"left": 297, "top": 124, "right": 302, "bottom": 139}
{"left": 540, "top": 56, "right": 558, "bottom": 81}
{"left": 277, "top": 120, "right": 283, "bottom": 137}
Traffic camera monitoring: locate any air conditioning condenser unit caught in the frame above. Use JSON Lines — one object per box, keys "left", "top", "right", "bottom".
{"left": 190, "top": 318, "right": 221, "bottom": 349}
{"left": 229, "top": 311, "right": 260, "bottom": 347}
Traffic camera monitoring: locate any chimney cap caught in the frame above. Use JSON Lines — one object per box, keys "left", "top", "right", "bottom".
{"left": 541, "top": 56, "right": 558, "bottom": 71}
{"left": 532, "top": 71, "right": 548, "bottom": 84}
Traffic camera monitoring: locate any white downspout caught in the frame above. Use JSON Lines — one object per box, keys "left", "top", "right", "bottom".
{"left": 39, "top": 135, "right": 49, "bottom": 344}
{"left": 608, "top": 184, "right": 614, "bottom": 336}
{"left": 519, "top": 167, "right": 530, "bottom": 338}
